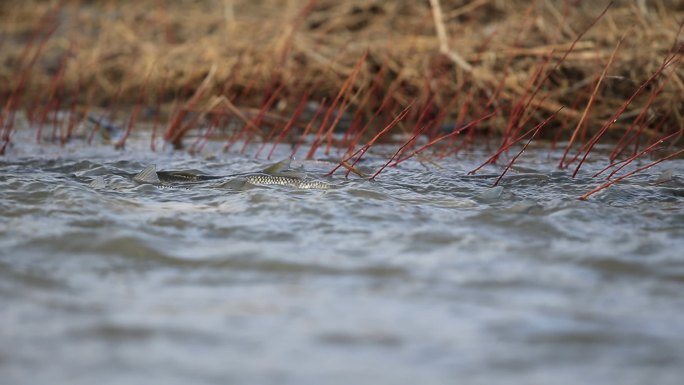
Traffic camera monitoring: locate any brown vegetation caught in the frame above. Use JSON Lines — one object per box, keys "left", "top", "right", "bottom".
{"left": 0, "top": 1, "right": 682, "bottom": 174}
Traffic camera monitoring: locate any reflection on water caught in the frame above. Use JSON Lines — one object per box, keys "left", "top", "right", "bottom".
{"left": 1, "top": 135, "right": 684, "bottom": 385}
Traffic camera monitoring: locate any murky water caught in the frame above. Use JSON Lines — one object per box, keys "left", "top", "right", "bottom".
{"left": 2, "top": 131, "right": 684, "bottom": 385}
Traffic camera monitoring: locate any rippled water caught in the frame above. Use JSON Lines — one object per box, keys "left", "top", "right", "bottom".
{"left": 2, "top": 132, "right": 684, "bottom": 385}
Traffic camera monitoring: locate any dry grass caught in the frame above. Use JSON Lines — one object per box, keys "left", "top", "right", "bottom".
{"left": 0, "top": 0, "right": 682, "bottom": 151}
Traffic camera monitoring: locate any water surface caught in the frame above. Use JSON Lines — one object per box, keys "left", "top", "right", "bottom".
{"left": 1, "top": 134, "right": 684, "bottom": 385}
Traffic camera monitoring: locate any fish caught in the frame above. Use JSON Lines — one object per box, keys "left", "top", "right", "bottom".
{"left": 240, "top": 173, "right": 332, "bottom": 189}
{"left": 130, "top": 160, "right": 332, "bottom": 190}
{"left": 133, "top": 166, "right": 222, "bottom": 184}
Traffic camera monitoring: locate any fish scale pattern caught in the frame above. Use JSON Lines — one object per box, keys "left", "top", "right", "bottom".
{"left": 245, "top": 175, "right": 330, "bottom": 189}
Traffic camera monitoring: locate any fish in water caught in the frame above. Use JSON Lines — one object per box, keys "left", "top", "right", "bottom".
{"left": 129, "top": 160, "right": 332, "bottom": 190}
{"left": 240, "top": 173, "right": 332, "bottom": 189}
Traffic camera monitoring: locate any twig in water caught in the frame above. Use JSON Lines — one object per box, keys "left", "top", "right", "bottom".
{"left": 494, "top": 108, "right": 561, "bottom": 187}
{"left": 560, "top": 32, "right": 625, "bottom": 168}
{"left": 571, "top": 45, "right": 682, "bottom": 177}
{"left": 393, "top": 110, "right": 498, "bottom": 167}
{"left": 579, "top": 148, "right": 684, "bottom": 200}
{"left": 326, "top": 102, "right": 414, "bottom": 178}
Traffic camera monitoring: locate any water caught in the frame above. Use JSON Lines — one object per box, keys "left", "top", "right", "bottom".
{"left": 2, "top": 131, "right": 684, "bottom": 385}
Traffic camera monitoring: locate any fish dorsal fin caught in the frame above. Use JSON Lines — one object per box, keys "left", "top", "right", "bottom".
{"left": 656, "top": 168, "right": 674, "bottom": 184}
{"left": 477, "top": 186, "right": 504, "bottom": 201}
{"left": 133, "top": 164, "right": 161, "bottom": 184}
{"left": 262, "top": 160, "right": 291, "bottom": 175}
